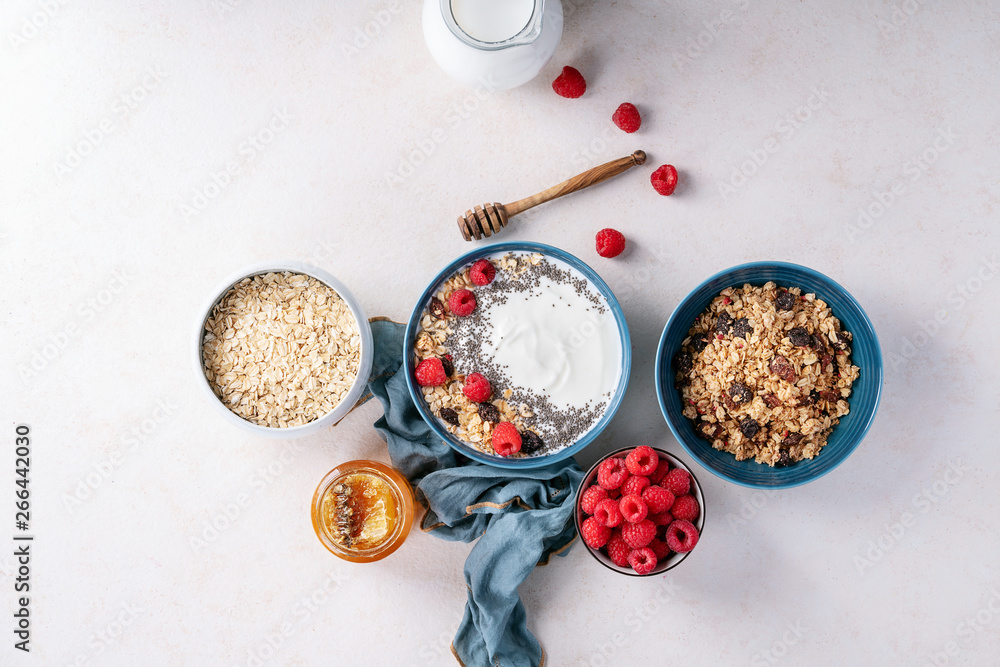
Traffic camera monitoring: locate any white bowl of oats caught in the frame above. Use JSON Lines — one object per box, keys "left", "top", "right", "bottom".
{"left": 194, "top": 262, "right": 373, "bottom": 437}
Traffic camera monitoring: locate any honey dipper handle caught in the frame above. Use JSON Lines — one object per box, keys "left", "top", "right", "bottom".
{"left": 503, "top": 150, "right": 646, "bottom": 218}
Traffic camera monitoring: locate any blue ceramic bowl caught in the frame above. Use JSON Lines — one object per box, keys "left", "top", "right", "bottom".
{"left": 654, "top": 262, "right": 882, "bottom": 489}
{"left": 404, "top": 242, "right": 631, "bottom": 469}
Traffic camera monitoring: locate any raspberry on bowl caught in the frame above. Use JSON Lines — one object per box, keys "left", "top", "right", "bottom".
{"left": 575, "top": 446, "right": 705, "bottom": 576}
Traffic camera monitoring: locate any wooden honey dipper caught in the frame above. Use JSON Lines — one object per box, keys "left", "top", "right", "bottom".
{"left": 458, "top": 149, "right": 646, "bottom": 241}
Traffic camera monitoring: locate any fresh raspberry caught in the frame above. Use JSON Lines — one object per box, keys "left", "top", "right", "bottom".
{"left": 596, "top": 457, "right": 629, "bottom": 490}
{"left": 491, "top": 422, "right": 522, "bottom": 457}
{"left": 606, "top": 533, "right": 631, "bottom": 567}
{"left": 662, "top": 468, "right": 691, "bottom": 496}
{"left": 581, "top": 516, "right": 612, "bottom": 549}
{"left": 621, "top": 475, "right": 650, "bottom": 497}
{"left": 649, "top": 460, "right": 671, "bottom": 485}
{"left": 648, "top": 537, "right": 671, "bottom": 560}
{"left": 651, "top": 164, "right": 678, "bottom": 196}
{"left": 462, "top": 373, "right": 493, "bottom": 403}
{"left": 671, "top": 494, "right": 700, "bottom": 522}
{"left": 612, "top": 102, "right": 641, "bottom": 133}
{"left": 628, "top": 546, "right": 657, "bottom": 575}
{"left": 649, "top": 511, "right": 674, "bottom": 527}
{"left": 580, "top": 485, "right": 608, "bottom": 515}
{"left": 605, "top": 486, "right": 621, "bottom": 500}
{"left": 595, "top": 228, "right": 626, "bottom": 258}
{"left": 621, "top": 519, "right": 656, "bottom": 549}
{"left": 448, "top": 289, "right": 476, "bottom": 317}
{"left": 414, "top": 358, "right": 448, "bottom": 387}
{"left": 619, "top": 494, "right": 649, "bottom": 524}
{"left": 551, "top": 65, "right": 586, "bottom": 98}
{"left": 625, "top": 446, "right": 659, "bottom": 476}
{"left": 665, "top": 519, "right": 699, "bottom": 553}
{"left": 642, "top": 486, "right": 675, "bottom": 514}
{"left": 593, "top": 498, "right": 623, "bottom": 528}
{"left": 469, "top": 259, "right": 496, "bottom": 286}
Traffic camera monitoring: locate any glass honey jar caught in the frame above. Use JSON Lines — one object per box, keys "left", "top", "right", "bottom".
{"left": 311, "top": 460, "right": 415, "bottom": 562}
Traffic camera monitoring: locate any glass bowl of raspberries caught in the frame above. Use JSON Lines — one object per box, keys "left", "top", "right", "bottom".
{"left": 575, "top": 446, "right": 705, "bottom": 576}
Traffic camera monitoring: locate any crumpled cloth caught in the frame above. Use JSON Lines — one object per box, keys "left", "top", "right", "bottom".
{"left": 366, "top": 319, "right": 584, "bottom": 667}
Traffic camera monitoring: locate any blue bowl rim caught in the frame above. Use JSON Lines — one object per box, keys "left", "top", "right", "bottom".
{"left": 654, "top": 261, "right": 883, "bottom": 489}
{"left": 404, "top": 241, "right": 632, "bottom": 469}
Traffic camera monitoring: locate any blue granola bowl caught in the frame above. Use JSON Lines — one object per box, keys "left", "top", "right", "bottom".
{"left": 654, "top": 262, "right": 883, "bottom": 489}
{"left": 404, "top": 242, "right": 631, "bottom": 469}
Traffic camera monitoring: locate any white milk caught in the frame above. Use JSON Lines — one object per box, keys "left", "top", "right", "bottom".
{"left": 451, "top": 0, "right": 535, "bottom": 42}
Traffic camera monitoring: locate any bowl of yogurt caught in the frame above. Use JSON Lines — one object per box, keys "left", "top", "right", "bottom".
{"left": 404, "top": 242, "right": 631, "bottom": 468}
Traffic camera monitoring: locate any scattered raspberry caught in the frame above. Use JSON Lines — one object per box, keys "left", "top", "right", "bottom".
{"left": 414, "top": 358, "right": 448, "bottom": 387}
{"left": 597, "top": 457, "right": 629, "bottom": 490}
{"left": 448, "top": 289, "right": 476, "bottom": 317}
{"left": 651, "top": 164, "right": 678, "bottom": 196}
{"left": 621, "top": 519, "right": 656, "bottom": 549}
{"left": 671, "top": 494, "right": 700, "bottom": 522}
{"left": 649, "top": 511, "right": 674, "bottom": 526}
{"left": 612, "top": 102, "right": 641, "bottom": 133}
{"left": 648, "top": 537, "right": 671, "bottom": 560}
{"left": 619, "top": 494, "right": 649, "bottom": 524}
{"left": 606, "top": 533, "right": 631, "bottom": 567}
{"left": 581, "top": 516, "right": 612, "bottom": 549}
{"left": 665, "top": 519, "right": 699, "bottom": 553}
{"left": 628, "top": 546, "right": 657, "bottom": 574}
{"left": 642, "top": 485, "right": 675, "bottom": 514}
{"left": 595, "top": 228, "right": 626, "bottom": 258}
{"left": 462, "top": 372, "right": 493, "bottom": 403}
{"left": 580, "top": 485, "right": 608, "bottom": 515}
{"left": 621, "top": 475, "right": 650, "bottom": 497}
{"left": 551, "top": 65, "right": 586, "bottom": 98}
{"left": 469, "top": 259, "right": 496, "bottom": 286}
{"left": 491, "top": 422, "right": 522, "bottom": 457}
{"left": 625, "top": 446, "right": 659, "bottom": 476}
{"left": 594, "top": 498, "right": 623, "bottom": 528}
{"left": 662, "top": 468, "right": 691, "bottom": 497}
{"left": 649, "top": 460, "right": 671, "bottom": 485}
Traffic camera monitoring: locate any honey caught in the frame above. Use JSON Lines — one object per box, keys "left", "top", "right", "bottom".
{"left": 311, "top": 461, "right": 414, "bottom": 562}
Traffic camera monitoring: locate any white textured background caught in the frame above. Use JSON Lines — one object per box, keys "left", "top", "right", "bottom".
{"left": 2, "top": 1, "right": 999, "bottom": 665}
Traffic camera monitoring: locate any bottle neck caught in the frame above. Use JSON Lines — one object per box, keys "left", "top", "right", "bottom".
{"left": 440, "top": 0, "right": 546, "bottom": 51}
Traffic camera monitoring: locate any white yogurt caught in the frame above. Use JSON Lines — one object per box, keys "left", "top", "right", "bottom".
{"left": 451, "top": 0, "right": 534, "bottom": 42}
{"left": 480, "top": 257, "right": 621, "bottom": 412}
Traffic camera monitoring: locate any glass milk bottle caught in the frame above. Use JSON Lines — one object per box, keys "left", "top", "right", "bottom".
{"left": 423, "top": 0, "right": 563, "bottom": 89}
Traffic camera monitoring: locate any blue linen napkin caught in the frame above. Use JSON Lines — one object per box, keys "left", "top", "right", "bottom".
{"left": 365, "top": 319, "right": 584, "bottom": 667}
